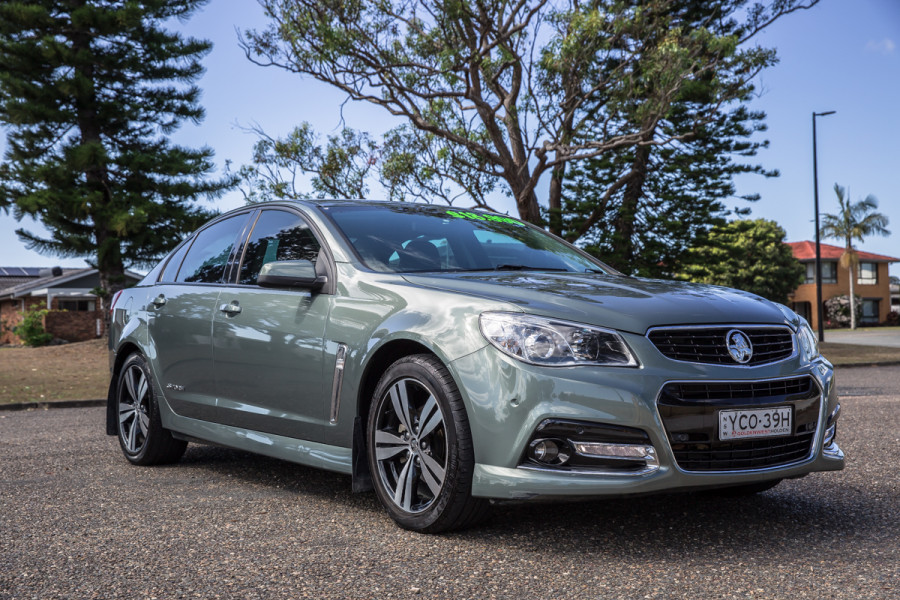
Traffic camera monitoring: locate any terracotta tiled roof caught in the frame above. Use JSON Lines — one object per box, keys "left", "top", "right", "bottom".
{"left": 787, "top": 241, "right": 899, "bottom": 263}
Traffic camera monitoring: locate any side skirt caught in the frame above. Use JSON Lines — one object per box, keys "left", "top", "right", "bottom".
{"left": 167, "top": 414, "right": 353, "bottom": 475}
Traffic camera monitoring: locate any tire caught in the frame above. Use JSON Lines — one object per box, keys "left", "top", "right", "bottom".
{"left": 115, "top": 353, "right": 187, "bottom": 466}
{"left": 367, "top": 354, "right": 489, "bottom": 533}
{"left": 708, "top": 479, "right": 783, "bottom": 497}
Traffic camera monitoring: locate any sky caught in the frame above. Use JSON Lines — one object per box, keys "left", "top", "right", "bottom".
{"left": 1, "top": 0, "right": 898, "bottom": 278}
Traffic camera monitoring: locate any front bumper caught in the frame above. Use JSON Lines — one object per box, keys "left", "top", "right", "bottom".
{"left": 449, "top": 335, "right": 844, "bottom": 500}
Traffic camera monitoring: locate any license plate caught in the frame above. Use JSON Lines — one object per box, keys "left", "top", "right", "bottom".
{"left": 719, "top": 406, "right": 792, "bottom": 441}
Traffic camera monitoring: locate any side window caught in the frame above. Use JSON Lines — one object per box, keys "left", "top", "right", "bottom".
{"left": 176, "top": 214, "right": 248, "bottom": 284}
{"left": 159, "top": 239, "right": 192, "bottom": 283}
{"left": 238, "top": 210, "right": 321, "bottom": 285}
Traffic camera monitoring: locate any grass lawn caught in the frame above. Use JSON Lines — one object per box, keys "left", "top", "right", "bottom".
{"left": 1, "top": 336, "right": 899, "bottom": 405}
{"left": 0, "top": 339, "right": 108, "bottom": 404}
{"left": 819, "top": 341, "right": 900, "bottom": 366}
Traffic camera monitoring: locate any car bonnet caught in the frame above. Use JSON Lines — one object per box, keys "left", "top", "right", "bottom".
{"left": 400, "top": 272, "right": 790, "bottom": 335}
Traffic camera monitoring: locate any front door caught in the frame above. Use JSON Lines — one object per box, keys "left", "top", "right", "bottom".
{"left": 212, "top": 209, "right": 333, "bottom": 442}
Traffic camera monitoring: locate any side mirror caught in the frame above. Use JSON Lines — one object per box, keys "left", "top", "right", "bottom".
{"left": 257, "top": 260, "right": 327, "bottom": 290}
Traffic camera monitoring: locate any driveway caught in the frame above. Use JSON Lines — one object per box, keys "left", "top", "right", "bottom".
{"left": 823, "top": 327, "right": 900, "bottom": 347}
{"left": 1, "top": 366, "right": 897, "bottom": 599}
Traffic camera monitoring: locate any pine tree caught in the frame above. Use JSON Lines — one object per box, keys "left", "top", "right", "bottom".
{"left": 560, "top": 0, "right": 778, "bottom": 277}
{"left": 0, "top": 0, "right": 234, "bottom": 303}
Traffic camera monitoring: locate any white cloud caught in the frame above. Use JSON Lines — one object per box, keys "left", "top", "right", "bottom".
{"left": 866, "top": 38, "right": 896, "bottom": 55}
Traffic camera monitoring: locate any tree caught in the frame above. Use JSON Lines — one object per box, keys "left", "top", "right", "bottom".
{"left": 559, "top": 2, "right": 779, "bottom": 276}
{"left": 676, "top": 219, "right": 804, "bottom": 303}
{"left": 232, "top": 122, "right": 379, "bottom": 202}
{"left": 241, "top": 0, "right": 817, "bottom": 237}
{"left": 820, "top": 184, "right": 890, "bottom": 330}
{"left": 0, "top": 0, "right": 234, "bottom": 304}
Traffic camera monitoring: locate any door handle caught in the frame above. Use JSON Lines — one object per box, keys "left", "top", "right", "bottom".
{"left": 219, "top": 301, "right": 242, "bottom": 316}
{"left": 151, "top": 295, "right": 167, "bottom": 308}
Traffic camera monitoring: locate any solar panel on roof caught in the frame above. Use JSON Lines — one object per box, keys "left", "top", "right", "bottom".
{"left": 0, "top": 267, "right": 43, "bottom": 277}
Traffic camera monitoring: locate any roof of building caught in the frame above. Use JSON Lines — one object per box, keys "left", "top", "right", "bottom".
{"left": 788, "top": 241, "right": 899, "bottom": 263}
{"left": 0, "top": 268, "right": 142, "bottom": 300}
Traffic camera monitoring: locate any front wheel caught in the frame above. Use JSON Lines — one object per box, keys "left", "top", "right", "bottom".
{"left": 116, "top": 354, "right": 187, "bottom": 466}
{"left": 367, "top": 354, "right": 488, "bottom": 533}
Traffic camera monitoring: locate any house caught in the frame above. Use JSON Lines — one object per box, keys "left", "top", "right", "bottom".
{"left": 0, "top": 267, "right": 142, "bottom": 345}
{"left": 786, "top": 241, "right": 899, "bottom": 327}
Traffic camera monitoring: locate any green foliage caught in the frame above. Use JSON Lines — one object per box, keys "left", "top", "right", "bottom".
{"left": 676, "top": 219, "right": 804, "bottom": 303}
{"left": 233, "top": 122, "right": 378, "bottom": 202}
{"left": 242, "top": 0, "right": 817, "bottom": 232}
{"left": 559, "top": 2, "right": 780, "bottom": 276}
{"left": 0, "top": 0, "right": 236, "bottom": 300}
{"left": 13, "top": 302, "right": 53, "bottom": 347}
{"left": 820, "top": 184, "right": 890, "bottom": 249}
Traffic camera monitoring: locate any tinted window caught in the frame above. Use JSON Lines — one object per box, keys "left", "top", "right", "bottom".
{"left": 238, "top": 210, "right": 321, "bottom": 285}
{"left": 176, "top": 214, "right": 248, "bottom": 284}
{"left": 159, "top": 239, "right": 192, "bottom": 283}
{"left": 324, "top": 205, "right": 609, "bottom": 274}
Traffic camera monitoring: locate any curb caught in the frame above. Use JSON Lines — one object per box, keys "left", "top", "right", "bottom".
{"left": 833, "top": 361, "right": 900, "bottom": 369}
{"left": 0, "top": 399, "right": 105, "bottom": 412}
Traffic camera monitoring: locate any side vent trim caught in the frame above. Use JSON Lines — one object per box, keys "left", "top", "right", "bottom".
{"left": 329, "top": 344, "right": 349, "bottom": 424}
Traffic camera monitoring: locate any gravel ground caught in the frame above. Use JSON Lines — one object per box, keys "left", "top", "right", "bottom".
{"left": 1, "top": 366, "right": 897, "bottom": 599}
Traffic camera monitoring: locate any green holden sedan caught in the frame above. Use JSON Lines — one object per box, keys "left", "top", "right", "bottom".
{"left": 106, "top": 200, "right": 844, "bottom": 532}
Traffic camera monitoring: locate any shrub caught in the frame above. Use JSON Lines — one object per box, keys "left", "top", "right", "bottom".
{"left": 13, "top": 302, "right": 53, "bottom": 347}
{"left": 885, "top": 311, "right": 899, "bottom": 326}
{"left": 823, "top": 294, "right": 861, "bottom": 328}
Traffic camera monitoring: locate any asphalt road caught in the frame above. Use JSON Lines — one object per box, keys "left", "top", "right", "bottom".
{"left": 1, "top": 366, "right": 898, "bottom": 599}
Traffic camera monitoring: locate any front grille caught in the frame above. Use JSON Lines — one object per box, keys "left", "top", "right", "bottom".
{"left": 648, "top": 326, "right": 794, "bottom": 366}
{"left": 673, "top": 433, "right": 815, "bottom": 471}
{"left": 665, "top": 377, "right": 812, "bottom": 403}
{"left": 658, "top": 377, "right": 820, "bottom": 472}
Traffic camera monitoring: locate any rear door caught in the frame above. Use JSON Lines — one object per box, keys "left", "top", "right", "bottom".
{"left": 211, "top": 208, "right": 334, "bottom": 442}
{"left": 148, "top": 211, "right": 252, "bottom": 421}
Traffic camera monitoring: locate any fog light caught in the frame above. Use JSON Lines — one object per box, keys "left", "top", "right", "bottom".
{"left": 528, "top": 438, "right": 571, "bottom": 465}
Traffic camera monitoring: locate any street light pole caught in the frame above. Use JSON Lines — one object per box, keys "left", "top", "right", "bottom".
{"left": 812, "top": 110, "right": 835, "bottom": 343}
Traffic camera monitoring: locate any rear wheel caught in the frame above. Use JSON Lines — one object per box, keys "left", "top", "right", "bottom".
{"left": 367, "top": 354, "right": 488, "bottom": 533}
{"left": 116, "top": 354, "right": 187, "bottom": 465}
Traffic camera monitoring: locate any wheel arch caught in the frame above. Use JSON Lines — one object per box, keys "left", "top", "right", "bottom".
{"left": 351, "top": 338, "right": 438, "bottom": 493}
{"left": 105, "top": 341, "right": 143, "bottom": 435}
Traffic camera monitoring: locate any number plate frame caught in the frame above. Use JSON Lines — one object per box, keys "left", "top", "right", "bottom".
{"left": 718, "top": 406, "right": 793, "bottom": 441}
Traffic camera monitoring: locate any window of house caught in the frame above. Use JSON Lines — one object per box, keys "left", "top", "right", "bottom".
{"left": 861, "top": 298, "right": 880, "bottom": 324}
{"left": 805, "top": 262, "right": 837, "bottom": 284}
{"left": 858, "top": 262, "right": 878, "bottom": 285}
{"left": 57, "top": 299, "right": 95, "bottom": 312}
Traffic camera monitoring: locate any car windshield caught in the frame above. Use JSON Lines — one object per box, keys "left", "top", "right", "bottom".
{"left": 322, "top": 204, "right": 613, "bottom": 274}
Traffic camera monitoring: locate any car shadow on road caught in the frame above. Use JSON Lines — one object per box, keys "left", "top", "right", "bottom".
{"left": 169, "top": 444, "right": 891, "bottom": 559}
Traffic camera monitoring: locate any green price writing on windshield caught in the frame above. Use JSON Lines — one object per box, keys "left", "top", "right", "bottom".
{"left": 445, "top": 210, "right": 524, "bottom": 226}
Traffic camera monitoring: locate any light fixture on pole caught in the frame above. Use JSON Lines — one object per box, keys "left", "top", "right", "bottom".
{"left": 812, "top": 110, "right": 835, "bottom": 343}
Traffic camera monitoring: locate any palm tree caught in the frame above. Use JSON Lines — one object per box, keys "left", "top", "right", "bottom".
{"left": 820, "top": 184, "right": 890, "bottom": 329}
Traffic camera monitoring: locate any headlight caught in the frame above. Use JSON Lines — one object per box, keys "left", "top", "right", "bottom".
{"left": 797, "top": 320, "right": 820, "bottom": 361}
{"left": 479, "top": 312, "right": 639, "bottom": 367}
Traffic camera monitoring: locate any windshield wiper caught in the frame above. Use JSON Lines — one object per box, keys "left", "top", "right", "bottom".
{"left": 493, "top": 264, "right": 568, "bottom": 272}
